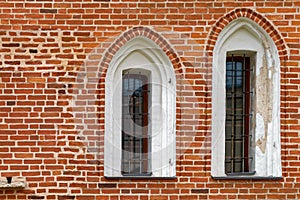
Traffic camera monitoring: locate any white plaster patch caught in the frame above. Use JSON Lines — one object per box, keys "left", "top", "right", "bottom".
{"left": 0, "top": 177, "right": 26, "bottom": 190}
{"left": 255, "top": 113, "right": 266, "bottom": 153}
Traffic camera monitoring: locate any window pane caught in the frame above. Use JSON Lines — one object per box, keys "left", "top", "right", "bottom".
{"left": 121, "top": 72, "right": 150, "bottom": 175}
{"left": 225, "top": 55, "right": 253, "bottom": 174}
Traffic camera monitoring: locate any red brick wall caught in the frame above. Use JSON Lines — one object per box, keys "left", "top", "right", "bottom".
{"left": 0, "top": 0, "right": 299, "bottom": 199}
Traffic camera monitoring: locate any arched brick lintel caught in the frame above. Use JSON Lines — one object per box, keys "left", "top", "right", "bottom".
{"left": 206, "top": 8, "right": 289, "bottom": 61}
{"left": 100, "top": 26, "right": 182, "bottom": 76}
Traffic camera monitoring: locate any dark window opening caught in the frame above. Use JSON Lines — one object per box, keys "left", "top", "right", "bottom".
{"left": 225, "top": 54, "right": 255, "bottom": 175}
{"left": 121, "top": 72, "right": 151, "bottom": 176}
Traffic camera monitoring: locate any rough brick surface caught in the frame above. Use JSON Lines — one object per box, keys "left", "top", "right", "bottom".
{"left": 0, "top": 0, "right": 299, "bottom": 199}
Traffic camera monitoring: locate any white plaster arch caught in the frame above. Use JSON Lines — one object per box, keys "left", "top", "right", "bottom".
{"left": 212, "top": 18, "right": 282, "bottom": 178}
{"left": 104, "top": 36, "right": 176, "bottom": 177}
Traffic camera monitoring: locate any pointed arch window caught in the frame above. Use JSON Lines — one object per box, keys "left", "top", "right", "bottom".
{"left": 104, "top": 37, "right": 176, "bottom": 178}
{"left": 212, "top": 18, "right": 282, "bottom": 179}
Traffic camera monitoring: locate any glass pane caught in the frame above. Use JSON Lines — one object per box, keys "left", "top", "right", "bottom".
{"left": 121, "top": 72, "right": 150, "bottom": 175}
{"left": 225, "top": 55, "right": 252, "bottom": 174}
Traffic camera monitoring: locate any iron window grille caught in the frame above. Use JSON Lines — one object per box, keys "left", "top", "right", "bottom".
{"left": 225, "top": 53, "right": 255, "bottom": 175}
{"left": 121, "top": 72, "right": 151, "bottom": 176}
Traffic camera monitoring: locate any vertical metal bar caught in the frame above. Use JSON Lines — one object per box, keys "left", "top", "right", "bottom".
{"left": 230, "top": 54, "right": 235, "bottom": 173}
{"left": 133, "top": 77, "right": 137, "bottom": 174}
{"left": 246, "top": 56, "right": 251, "bottom": 172}
{"left": 242, "top": 54, "right": 246, "bottom": 173}
{"left": 234, "top": 54, "right": 238, "bottom": 172}
{"left": 138, "top": 73, "right": 142, "bottom": 174}
{"left": 122, "top": 76, "right": 125, "bottom": 173}
{"left": 143, "top": 78, "right": 149, "bottom": 174}
{"left": 128, "top": 74, "right": 132, "bottom": 174}
{"left": 249, "top": 57, "right": 252, "bottom": 170}
{"left": 122, "top": 73, "right": 132, "bottom": 174}
{"left": 122, "top": 74, "right": 127, "bottom": 174}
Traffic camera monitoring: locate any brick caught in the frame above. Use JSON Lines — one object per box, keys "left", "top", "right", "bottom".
{"left": 98, "top": 183, "right": 117, "bottom": 188}
{"left": 74, "top": 32, "right": 91, "bottom": 36}
{"left": 29, "top": 196, "right": 45, "bottom": 199}
{"left": 58, "top": 196, "right": 75, "bottom": 200}
{"left": 0, "top": 1, "right": 297, "bottom": 200}
{"left": 191, "top": 189, "right": 209, "bottom": 193}
{"left": 2, "top": 43, "right": 20, "bottom": 47}
{"left": 40, "top": 9, "right": 57, "bottom": 14}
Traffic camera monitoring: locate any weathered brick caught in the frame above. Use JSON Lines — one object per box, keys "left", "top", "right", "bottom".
{"left": 40, "top": 9, "right": 57, "bottom": 14}
{"left": 2, "top": 43, "right": 20, "bottom": 47}
{"left": 98, "top": 183, "right": 117, "bottom": 188}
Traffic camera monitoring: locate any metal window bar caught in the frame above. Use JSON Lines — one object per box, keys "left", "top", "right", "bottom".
{"left": 121, "top": 72, "right": 151, "bottom": 176}
{"left": 242, "top": 54, "right": 246, "bottom": 173}
{"left": 230, "top": 55, "right": 235, "bottom": 173}
{"left": 225, "top": 54, "right": 254, "bottom": 175}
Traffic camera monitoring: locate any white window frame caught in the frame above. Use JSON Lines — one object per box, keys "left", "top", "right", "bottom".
{"left": 212, "top": 18, "right": 282, "bottom": 178}
{"left": 104, "top": 37, "right": 176, "bottom": 178}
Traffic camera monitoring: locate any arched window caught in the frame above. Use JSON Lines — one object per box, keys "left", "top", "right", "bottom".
{"left": 212, "top": 18, "right": 282, "bottom": 179}
{"left": 104, "top": 37, "right": 176, "bottom": 178}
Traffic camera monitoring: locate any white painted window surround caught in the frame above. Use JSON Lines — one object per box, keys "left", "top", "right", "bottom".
{"left": 212, "top": 18, "right": 282, "bottom": 178}
{"left": 104, "top": 37, "right": 176, "bottom": 178}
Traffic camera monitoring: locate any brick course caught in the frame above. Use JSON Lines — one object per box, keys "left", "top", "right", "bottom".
{"left": 0, "top": 0, "right": 299, "bottom": 199}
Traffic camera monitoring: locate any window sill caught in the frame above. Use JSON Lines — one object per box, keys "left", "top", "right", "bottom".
{"left": 104, "top": 176, "right": 177, "bottom": 180}
{"left": 0, "top": 177, "right": 26, "bottom": 190}
{"left": 226, "top": 171, "right": 256, "bottom": 176}
{"left": 211, "top": 176, "right": 283, "bottom": 180}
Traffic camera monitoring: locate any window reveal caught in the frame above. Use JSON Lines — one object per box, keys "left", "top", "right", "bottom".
{"left": 225, "top": 54, "right": 254, "bottom": 175}
{"left": 121, "top": 72, "right": 151, "bottom": 175}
